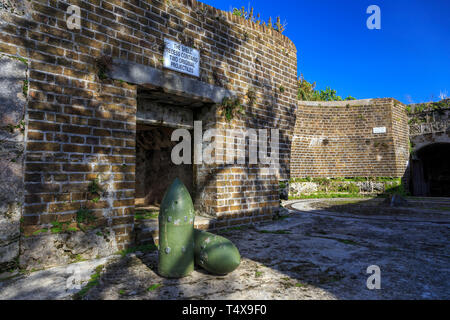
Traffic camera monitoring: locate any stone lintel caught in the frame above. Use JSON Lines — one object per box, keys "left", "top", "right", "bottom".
{"left": 109, "top": 58, "right": 234, "bottom": 104}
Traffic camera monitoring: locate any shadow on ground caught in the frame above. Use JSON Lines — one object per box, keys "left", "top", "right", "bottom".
{"left": 69, "top": 197, "right": 450, "bottom": 300}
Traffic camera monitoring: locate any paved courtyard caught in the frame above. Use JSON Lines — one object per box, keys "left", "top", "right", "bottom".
{"left": 1, "top": 198, "right": 449, "bottom": 300}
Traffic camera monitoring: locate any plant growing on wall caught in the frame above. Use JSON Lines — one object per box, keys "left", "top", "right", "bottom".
{"left": 88, "top": 177, "right": 103, "bottom": 198}
{"left": 246, "top": 87, "right": 257, "bottom": 106}
{"left": 406, "top": 99, "right": 449, "bottom": 115}
{"left": 219, "top": 96, "right": 245, "bottom": 121}
{"left": 95, "top": 56, "right": 113, "bottom": 80}
{"left": 231, "top": 6, "right": 287, "bottom": 34}
{"left": 409, "top": 140, "right": 415, "bottom": 156}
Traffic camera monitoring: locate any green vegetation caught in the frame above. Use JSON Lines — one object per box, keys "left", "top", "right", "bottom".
{"left": 88, "top": 178, "right": 102, "bottom": 196}
{"left": 231, "top": 7, "right": 287, "bottom": 34}
{"left": 409, "top": 140, "right": 415, "bottom": 155}
{"left": 50, "top": 221, "right": 79, "bottom": 233}
{"left": 255, "top": 271, "right": 263, "bottom": 278}
{"left": 76, "top": 207, "right": 96, "bottom": 224}
{"left": 135, "top": 210, "right": 159, "bottom": 220}
{"left": 7, "top": 120, "right": 26, "bottom": 133}
{"left": 50, "top": 221, "right": 65, "bottom": 234}
{"left": 289, "top": 177, "right": 402, "bottom": 183}
{"left": 384, "top": 182, "right": 408, "bottom": 197}
{"left": 32, "top": 228, "right": 48, "bottom": 236}
{"left": 71, "top": 254, "right": 86, "bottom": 263}
{"left": 95, "top": 56, "right": 113, "bottom": 80}
{"left": 298, "top": 74, "right": 356, "bottom": 101}
{"left": 0, "top": 53, "right": 28, "bottom": 66}
{"left": 337, "top": 183, "right": 359, "bottom": 194}
{"left": 22, "top": 79, "right": 28, "bottom": 96}
{"left": 76, "top": 207, "right": 97, "bottom": 231}
{"left": 92, "top": 197, "right": 100, "bottom": 203}
{"left": 289, "top": 193, "right": 370, "bottom": 200}
{"left": 73, "top": 265, "right": 104, "bottom": 300}
{"left": 147, "top": 283, "right": 163, "bottom": 291}
{"left": 246, "top": 87, "right": 257, "bottom": 106}
{"left": 219, "top": 96, "right": 245, "bottom": 121}
{"left": 288, "top": 178, "right": 408, "bottom": 199}
{"left": 406, "top": 99, "right": 449, "bottom": 115}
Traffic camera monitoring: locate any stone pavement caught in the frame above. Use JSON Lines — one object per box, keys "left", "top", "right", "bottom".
{"left": 1, "top": 199, "right": 449, "bottom": 300}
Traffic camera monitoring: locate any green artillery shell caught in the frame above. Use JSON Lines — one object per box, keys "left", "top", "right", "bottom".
{"left": 158, "top": 178, "right": 195, "bottom": 278}
{"left": 194, "top": 229, "right": 241, "bottom": 275}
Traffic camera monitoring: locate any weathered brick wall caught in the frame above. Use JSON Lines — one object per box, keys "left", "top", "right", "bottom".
{"left": 290, "top": 99, "right": 409, "bottom": 178}
{"left": 0, "top": 0, "right": 297, "bottom": 269}
{"left": 391, "top": 99, "right": 410, "bottom": 175}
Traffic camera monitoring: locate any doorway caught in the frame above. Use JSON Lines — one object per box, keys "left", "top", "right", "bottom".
{"left": 410, "top": 143, "right": 450, "bottom": 197}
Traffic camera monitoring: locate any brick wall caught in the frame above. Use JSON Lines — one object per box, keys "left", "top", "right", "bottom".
{"left": 290, "top": 99, "right": 409, "bottom": 178}
{"left": 0, "top": 0, "right": 298, "bottom": 269}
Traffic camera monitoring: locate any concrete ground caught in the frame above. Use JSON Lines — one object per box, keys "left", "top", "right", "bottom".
{"left": 1, "top": 198, "right": 449, "bottom": 300}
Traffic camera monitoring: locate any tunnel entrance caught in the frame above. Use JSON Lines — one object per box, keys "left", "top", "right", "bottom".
{"left": 135, "top": 87, "right": 207, "bottom": 208}
{"left": 410, "top": 143, "right": 450, "bottom": 197}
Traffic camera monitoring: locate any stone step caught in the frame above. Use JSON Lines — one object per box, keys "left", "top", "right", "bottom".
{"left": 134, "top": 216, "right": 216, "bottom": 246}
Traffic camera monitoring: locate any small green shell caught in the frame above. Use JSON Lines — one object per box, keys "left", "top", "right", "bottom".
{"left": 194, "top": 229, "right": 241, "bottom": 275}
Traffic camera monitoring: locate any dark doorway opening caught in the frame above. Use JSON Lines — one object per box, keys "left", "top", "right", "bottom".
{"left": 135, "top": 86, "right": 212, "bottom": 209}
{"left": 135, "top": 124, "right": 193, "bottom": 207}
{"left": 410, "top": 143, "right": 450, "bottom": 197}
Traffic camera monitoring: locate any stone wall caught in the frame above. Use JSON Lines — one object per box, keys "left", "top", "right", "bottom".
{"left": 0, "top": 0, "right": 29, "bottom": 16}
{"left": 290, "top": 99, "right": 410, "bottom": 178}
{"left": 406, "top": 100, "right": 450, "bottom": 195}
{"left": 0, "top": 55, "right": 27, "bottom": 271}
{"left": 0, "top": 0, "right": 298, "bottom": 270}
{"left": 408, "top": 100, "right": 450, "bottom": 152}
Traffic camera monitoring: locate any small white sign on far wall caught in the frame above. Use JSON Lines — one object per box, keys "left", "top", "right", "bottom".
{"left": 163, "top": 38, "right": 200, "bottom": 77}
{"left": 373, "top": 127, "right": 387, "bottom": 134}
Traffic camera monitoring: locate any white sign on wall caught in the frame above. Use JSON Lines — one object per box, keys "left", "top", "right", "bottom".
{"left": 163, "top": 38, "right": 200, "bottom": 77}
{"left": 373, "top": 127, "right": 387, "bottom": 134}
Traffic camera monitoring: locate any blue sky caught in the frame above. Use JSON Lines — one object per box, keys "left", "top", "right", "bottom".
{"left": 201, "top": 0, "right": 450, "bottom": 104}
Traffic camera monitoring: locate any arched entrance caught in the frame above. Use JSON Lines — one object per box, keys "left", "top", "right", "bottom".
{"left": 410, "top": 143, "right": 450, "bottom": 196}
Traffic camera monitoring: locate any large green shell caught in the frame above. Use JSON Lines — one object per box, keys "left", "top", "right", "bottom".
{"left": 194, "top": 229, "right": 241, "bottom": 275}
{"left": 158, "top": 178, "right": 195, "bottom": 278}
